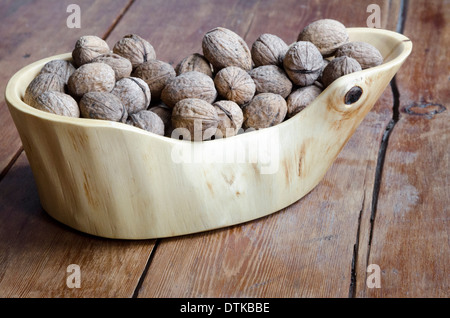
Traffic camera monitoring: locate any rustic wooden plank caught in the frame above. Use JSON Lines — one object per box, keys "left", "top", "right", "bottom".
{"left": 0, "top": 0, "right": 131, "bottom": 178}
{"left": 120, "top": 0, "right": 400, "bottom": 297}
{"left": 357, "top": 0, "right": 449, "bottom": 297}
{"left": 0, "top": 152, "right": 155, "bottom": 297}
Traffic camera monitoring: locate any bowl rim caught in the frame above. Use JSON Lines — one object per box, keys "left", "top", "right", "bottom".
{"left": 5, "top": 27, "right": 412, "bottom": 145}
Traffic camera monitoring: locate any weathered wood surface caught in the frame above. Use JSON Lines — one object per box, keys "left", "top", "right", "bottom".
{"left": 0, "top": 0, "right": 447, "bottom": 298}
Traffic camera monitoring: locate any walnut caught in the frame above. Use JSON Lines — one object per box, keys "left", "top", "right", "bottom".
{"left": 24, "top": 73, "right": 65, "bottom": 105}
{"left": 286, "top": 85, "right": 322, "bottom": 118}
{"left": 72, "top": 35, "right": 110, "bottom": 67}
{"left": 38, "top": 59, "right": 76, "bottom": 84}
{"left": 161, "top": 71, "right": 217, "bottom": 108}
{"left": 113, "top": 34, "right": 156, "bottom": 69}
{"left": 149, "top": 102, "right": 173, "bottom": 136}
{"left": 213, "top": 66, "right": 255, "bottom": 105}
{"left": 297, "top": 19, "right": 349, "bottom": 57}
{"left": 171, "top": 98, "right": 219, "bottom": 141}
{"left": 91, "top": 53, "right": 132, "bottom": 80}
{"left": 67, "top": 62, "right": 116, "bottom": 97}
{"left": 127, "top": 110, "right": 165, "bottom": 135}
{"left": 243, "top": 93, "right": 287, "bottom": 129}
{"left": 30, "top": 91, "right": 80, "bottom": 118}
{"left": 176, "top": 53, "right": 213, "bottom": 77}
{"left": 202, "top": 27, "right": 252, "bottom": 71}
{"left": 335, "top": 41, "right": 383, "bottom": 69}
{"left": 249, "top": 65, "right": 293, "bottom": 98}
{"left": 251, "top": 33, "right": 288, "bottom": 67}
{"left": 79, "top": 91, "right": 127, "bottom": 122}
{"left": 111, "top": 77, "right": 150, "bottom": 114}
{"left": 321, "top": 56, "right": 362, "bottom": 88}
{"left": 213, "top": 100, "right": 243, "bottom": 138}
{"left": 132, "top": 59, "right": 176, "bottom": 100}
{"left": 283, "top": 41, "right": 323, "bottom": 87}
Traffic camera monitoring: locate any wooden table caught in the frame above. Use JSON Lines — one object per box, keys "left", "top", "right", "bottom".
{"left": 0, "top": 0, "right": 448, "bottom": 299}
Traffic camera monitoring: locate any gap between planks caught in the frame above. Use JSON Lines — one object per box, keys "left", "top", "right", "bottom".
{"left": 348, "top": 0, "right": 409, "bottom": 298}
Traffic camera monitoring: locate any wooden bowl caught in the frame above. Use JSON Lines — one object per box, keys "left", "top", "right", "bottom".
{"left": 5, "top": 28, "right": 412, "bottom": 239}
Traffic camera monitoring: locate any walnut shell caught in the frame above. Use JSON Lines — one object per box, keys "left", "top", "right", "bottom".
{"left": 149, "top": 102, "right": 173, "bottom": 136}
{"left": 68, "top": 62, "right": 116, "bottom": 97}
{"left": 127, "top": 110, "right": 165, "bottom": 135}
{"left": 202, "top": 27, "right": 252, "bottom": 71}
{"left": 132, "top": 59, "right": 176, "bottom": 100}
{"left": 213, "top": 66, "right": 255, "bottom": 105}
{"left": 24, "top": 73, "right": 65, "bottom": 105}
{"left": 79, "top": 91, "right": 127, "bottom": 122}
{"left": 287, "top": 85, "right": 322, "bottom": 118}
{"left": 171, "top": 98, "right": 219, "bottom": 141}
{"left": 283, "top": 41, "right": 323, "bottom": 87}
{"left": 213, "top": 100, "right": 243, "bottom": 138}
{"left": 72, "top": 35, "right": 110, "bottom": 67}
{"left": 176, "top": 53, "right": 213, "bottom": 77}
{"left": 335, "top": 41, "right": 383, "bottom": 69}
{"left": 111, "top": 77, "right": 150, "bottom": 114}
{"left": 321, "top": 56, "right": 362, "bottom": 88}
{"left": 297, "top": 19, "right": 349, "bottom": 57}
{"left": 243, "top": 93, "right": 287, "bottom": 129}
{"left": 161, "top": 71, "right": 217, "bottom": 108}
{"left": 38, "top": 59, "right": 76, "bottom": 84}
{"left": 30, "top": 91, "right": 80, "bottom": 118}
{"left": 249, "top": 65, "right": 293, "bottom": 98}
{"left": 251, "top": 33, "right": 288, "bottom": 67}
{"left": 91, "top": 53, "right": 133, "bottom": 80}
{"left": 113, "top": 34, "right": 156, "bottom": 69}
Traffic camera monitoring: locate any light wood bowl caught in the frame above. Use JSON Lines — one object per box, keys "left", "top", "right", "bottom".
{"left": 5, "top": 28, "right": 412, "bottom": 239}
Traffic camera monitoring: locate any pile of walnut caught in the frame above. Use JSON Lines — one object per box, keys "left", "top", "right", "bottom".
{"left": 24, "top": 19, "right": 383, "bottom": 141}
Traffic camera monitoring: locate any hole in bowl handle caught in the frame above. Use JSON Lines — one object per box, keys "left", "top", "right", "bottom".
{"left": 344, "top": 86, "right": 363, "bottom": 105}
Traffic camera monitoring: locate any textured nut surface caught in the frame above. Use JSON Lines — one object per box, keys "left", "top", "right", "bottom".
{"left": 335, "top": 41, "right": 383, "bottom": 69}
{"left": 149, "top": 103, "right": 173, "bottom": 136}
{"left": 214, "top": 66, "right": 255, "bottom": 105}
{"left": 68, "top": 62, "right": 116, "bottom": 97}
{"left": 111, "top": 77, "right": 150, "bottom": 114}
{"left": 176, "top": 53, "right": 213, "bottom": 77}
{"left": 31, "top": 91, "right": 80, "bottom": 118}
{"left": 79, "top": 91, "right": 127, "bottom": 122}
{"left": 172, "top": 98, "right": 219, "bottom": 141}
{"left": 113, "top": 34, "right": 156, "bottom": 69}
{"left": 297, "top": 19, "right": 349, "bottom": 57}
{"left": 202, "top": 27, "right": 252, "bottom": 71}
{"left": 243, "top": 93, "right": 287, "bottom": 129}
{"left": 321, "top": 56, "right": 362, "bottom": 88}
{"left": 213, "top": 100, "right": 243, "bottom": 138}
{"left": 72, "top": 35, "right": 110, "bottom": 67}
{"left": 38, "top": 59, "right": 76, "bottom": 84}
{"left": 127, "top": 110, "right": 165, "bottom": 135}
{"left": 91, "top": 53, "right": 133, "bottom": 80}
{"left": 287, "top": 85, "right": 322, "bottom": 118}
{"left": 161, "top": 71, "right": 217, "bottom": 108}
{"left": 251, "top": 33, "right": 288, "bottom": 67}
{"left": 283, "top": 41, "right": 323, "bottom": 87}
{"left": 249, "top": 65, "right": 293, "bottom": 98}
{"left": 24, "top": 73, "right": 65, "bottom": 105}
{"left": 132, "top": 59, "right": 176, "bottom": 100}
